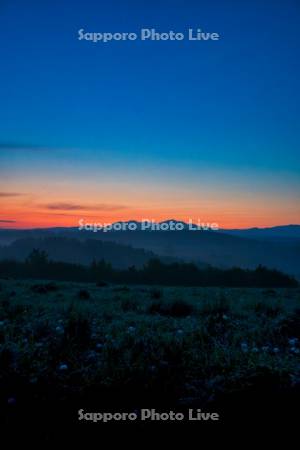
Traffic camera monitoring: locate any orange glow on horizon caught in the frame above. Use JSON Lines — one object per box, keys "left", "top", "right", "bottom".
{"left": 1, "top": 159, "right": 299, "bottom": 230}
{"left": 1, "top": 183, "right": 299, "bottom": 230}
{"left": 1, "top": 208, "right": 299, "bottom": 230}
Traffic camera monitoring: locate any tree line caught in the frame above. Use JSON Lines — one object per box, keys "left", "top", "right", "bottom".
{"left": 0, "top": 249, "right": 297, "bottom": 287}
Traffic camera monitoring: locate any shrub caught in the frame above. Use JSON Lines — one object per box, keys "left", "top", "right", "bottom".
{"left": 201, "top": 295, "right": 230, "bottom": 316}
{"left": 63, "top": 314, "right": 91, "bottom": 349}
{"left": 31, "top": 282, "right": 58, "bottom": 294}
{"left": 96, "top": 281, "right": 108, "bottom": 287}
{"left": 0, "top": 346, "right": 16, "bottom": 370}
{"left": 6, "top": 303, "right": 28, "bottom": 320}
{"left": 33, "top": 320, "right": 52, "bottom": 340}
{"left": 149, "top": 288, "right": 163, "bottom": 300}
{"left": 279, "top": 309, "right": 300, "bottom": 338}
{"left": 148, "top": 299, "right": 193, "bottom": 317}
{"left": 31, "top": 285, "right": 47, "bottom": 294}
{"left": 121, "top": 298, "right": 138, "bottom": 312}
{"left": 45, "top": 282, "right": 59, "bottom": 291}
{"left": 78, "top": 289, "right": 90, "bottom": 300}
{"left": 147, "top": 300, "right": 164, "bottom": 315}
{"left": 253, "top": 301, "right": 282, "bottom": 317}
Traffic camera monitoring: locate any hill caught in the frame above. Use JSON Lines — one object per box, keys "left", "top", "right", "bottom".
{"left": 0, "top": 223, "right": 300, "bottom": 277}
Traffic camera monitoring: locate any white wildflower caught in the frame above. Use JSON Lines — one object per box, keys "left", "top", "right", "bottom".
{"left": 288, "top": 338, "right": 298, "bottom": 346}
{"left": 241, "top": 342, "right": 248, "bottom": 352}
{"left": 55, "top": 326, "right": 64, "bottom": 334}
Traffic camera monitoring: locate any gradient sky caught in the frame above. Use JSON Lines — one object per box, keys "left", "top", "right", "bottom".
{"left": 0, "top": 0, "right": 299, "bottom": 228}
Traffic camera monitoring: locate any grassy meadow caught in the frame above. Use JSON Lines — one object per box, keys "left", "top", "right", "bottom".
{"left": 1, "top": 278, "right": 300, "bottom": 437}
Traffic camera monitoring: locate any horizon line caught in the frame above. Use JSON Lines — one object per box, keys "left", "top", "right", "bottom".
{"left": 1, "top": 221, "right": 300, "bottom": 232}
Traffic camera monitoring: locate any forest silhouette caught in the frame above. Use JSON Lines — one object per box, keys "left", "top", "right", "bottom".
{"left": 0, "top": 249, "right": 297, "bottom": 287}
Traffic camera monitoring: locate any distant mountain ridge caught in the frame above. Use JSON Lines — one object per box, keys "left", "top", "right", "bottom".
{"left": 219, "top": 224, "right": 300, "bottom": 241}
{"left": 0, "top": 223, "right": 299, "bottom": 277}
{"left": 1, "top": 222, "right": 299, "bottom": 235}
{"left": 0, "top": 237, "right": 180, "bottom": 269}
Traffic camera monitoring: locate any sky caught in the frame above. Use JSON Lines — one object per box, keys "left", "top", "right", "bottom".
{"left": 0, "top": 0, "right": 299, "bottom": 229}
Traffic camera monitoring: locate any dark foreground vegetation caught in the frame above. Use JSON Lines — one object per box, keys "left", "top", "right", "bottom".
{"left": 0, "top": 249, "right": 298, "bottom": 287}
{"left": 0, "top": 278, "right": 300, "bottom": 441}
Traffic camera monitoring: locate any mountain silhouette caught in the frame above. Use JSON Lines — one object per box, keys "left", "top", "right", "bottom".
{"left": 0, "top": 223, "right": 299, "bottom": 277}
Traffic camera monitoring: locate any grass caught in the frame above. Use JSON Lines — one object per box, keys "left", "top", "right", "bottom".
{"left": 0, "top": 278, "right": 300, "bottom": 434}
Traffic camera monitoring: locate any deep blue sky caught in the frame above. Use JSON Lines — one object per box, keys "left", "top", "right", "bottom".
{"left": 0, "top": 0, "right": 299, "bottom": 228}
